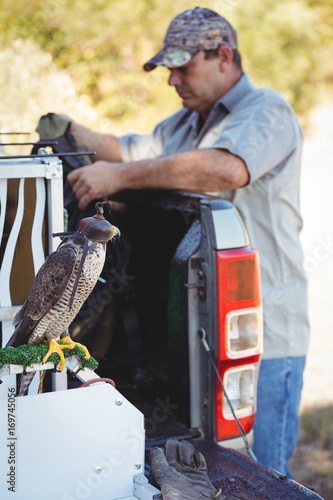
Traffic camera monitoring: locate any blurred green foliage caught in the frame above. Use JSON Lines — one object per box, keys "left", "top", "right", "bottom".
{"left": 0, "top": 0, "right": 332, "bottom": 134}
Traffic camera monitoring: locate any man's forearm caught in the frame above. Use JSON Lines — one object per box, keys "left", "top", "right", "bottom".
{"left": 69, "top": 121, "right": 122, "bottom": 162}
{"left": 121, "top": 148, "right": 249, "bottom": 192}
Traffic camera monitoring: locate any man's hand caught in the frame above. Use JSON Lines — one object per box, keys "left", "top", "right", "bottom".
{"left": 67, "top": 161, "right": 123, "bottom": 210}
{"left": 150, "top": 439, "right": 222, "bottom": 499}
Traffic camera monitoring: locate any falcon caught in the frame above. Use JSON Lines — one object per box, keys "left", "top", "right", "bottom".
{"left": 6, "top": 201, "right": 120, "bottom": 395}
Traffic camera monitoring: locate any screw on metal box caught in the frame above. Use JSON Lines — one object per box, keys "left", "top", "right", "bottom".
{"left": 95, "top": 466, "right": 103, "bottom": 474}
{"left": 115, "top": 398, "right": 123, "bottom": 406}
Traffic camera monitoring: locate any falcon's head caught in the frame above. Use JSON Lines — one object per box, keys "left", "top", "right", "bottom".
{"left": 79, "top": 202, "right": 120, "bottom": 244}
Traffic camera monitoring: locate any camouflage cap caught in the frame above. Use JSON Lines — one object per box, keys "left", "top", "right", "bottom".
{"left": 143, "top": 7, "right": 238, "bottom": 72}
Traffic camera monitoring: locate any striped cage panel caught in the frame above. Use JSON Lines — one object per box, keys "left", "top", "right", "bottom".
{"left": 0, "top": 158, "right": 64, "bottom": 347}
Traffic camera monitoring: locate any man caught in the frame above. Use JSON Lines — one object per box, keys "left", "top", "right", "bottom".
{"left": 67, "top": 7, "right": 310, "bottom": 478}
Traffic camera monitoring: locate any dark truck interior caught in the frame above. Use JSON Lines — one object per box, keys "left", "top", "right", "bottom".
{"left": 70, "top": 190, "right": 204, "bottom": 447}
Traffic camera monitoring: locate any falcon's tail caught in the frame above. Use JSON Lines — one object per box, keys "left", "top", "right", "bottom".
{"left": 18, "top": 372, "right": 36, "bottom": 396}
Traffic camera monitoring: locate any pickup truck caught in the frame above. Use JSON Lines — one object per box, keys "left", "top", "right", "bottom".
{"left": 69, "top": 187, "right": 320, "bottom": 498}
{"left": 0, "top": 152, "right": 321, "bottom": 499}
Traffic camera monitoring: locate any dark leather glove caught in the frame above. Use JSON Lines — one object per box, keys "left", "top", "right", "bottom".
{"left": 150, "top": 438, "right": 222, "bottom": 499}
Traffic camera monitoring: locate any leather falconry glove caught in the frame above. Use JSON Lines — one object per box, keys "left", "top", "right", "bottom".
{"left": 150, "top": 438, "right": 222, "bottom": 499}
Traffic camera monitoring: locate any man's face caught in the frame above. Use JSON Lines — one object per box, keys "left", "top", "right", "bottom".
{"left": 167, "top": 51, "right": 224, "bottom": 119}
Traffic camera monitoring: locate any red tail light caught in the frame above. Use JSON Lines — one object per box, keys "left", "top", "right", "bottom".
{"left": 215, "top": 247, "right": 263, "bottom": 442}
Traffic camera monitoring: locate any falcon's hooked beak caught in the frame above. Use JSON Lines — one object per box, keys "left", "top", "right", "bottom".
{"left": 110, "top": 226, "right": 121, "bottom": 241}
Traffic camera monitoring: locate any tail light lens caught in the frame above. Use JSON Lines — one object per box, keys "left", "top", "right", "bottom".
{"left": 226, "top": 308, "right": 263, "bottom": 358}
{"left": 215, "top": 247, "right": 263, "bottom": 442}
{"left": 222, "top": 364, "right": 259, "bottom": 419}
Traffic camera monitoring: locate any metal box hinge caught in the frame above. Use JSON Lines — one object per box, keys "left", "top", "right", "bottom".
{"left": 185, "top": 257, "right": 207, "bottom": 301}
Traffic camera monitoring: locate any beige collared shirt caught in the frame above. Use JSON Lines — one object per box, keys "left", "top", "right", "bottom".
{"left": 119, "top": 74, "right": 310, "bottom": 359}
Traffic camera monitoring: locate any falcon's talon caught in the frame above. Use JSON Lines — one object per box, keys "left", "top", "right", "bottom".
{"left": 58, "top": 336, "right": 91, "bottom": 360}
{"left": 42, "top": 339, "right": 66, "bottom": 370}
{"left": 42, "top": 336, "right": 91, "bottom": 371}
{"left": 57, "top": 335, "right": 76, "bottom": 351}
